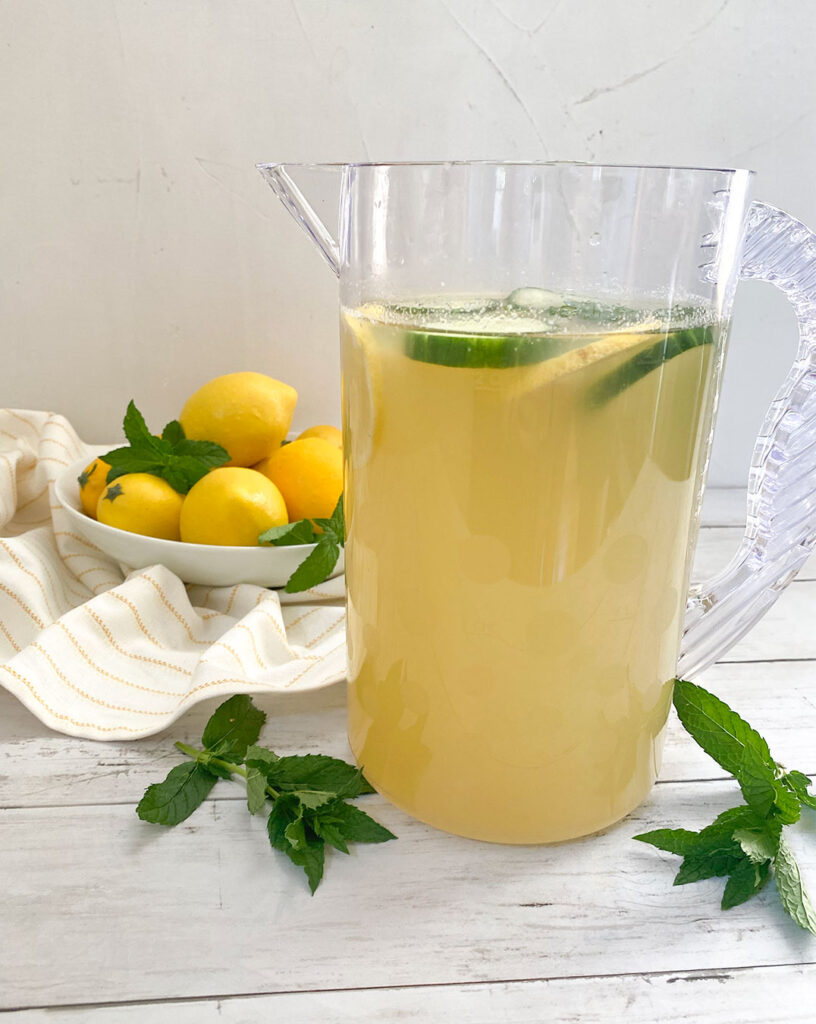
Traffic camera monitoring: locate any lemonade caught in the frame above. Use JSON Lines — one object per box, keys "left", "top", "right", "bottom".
{"left": 342, "top": 292, "right": 722, "bottom": 844}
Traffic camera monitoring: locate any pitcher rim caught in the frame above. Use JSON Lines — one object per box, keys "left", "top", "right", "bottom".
{"left": 257, "top": 160, "right": 755, "bottom": 176}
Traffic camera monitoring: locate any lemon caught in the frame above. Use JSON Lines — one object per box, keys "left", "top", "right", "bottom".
{"left": 255, "top": 437, "right": 343, "bottom": 522}
{"left": 296, "top": 424, "right": 343, "bottom": 449}
{"left": 179, "top": 372, "right": 298, "bottom": 468}
{"left": 97, "top": 473, "right": 184, "bottom": 540}
{"left": 180, "top": 467, "right": 288, "bottom": 546}
{"left": 78, "top": 457, "right": 111, "bottom": 519}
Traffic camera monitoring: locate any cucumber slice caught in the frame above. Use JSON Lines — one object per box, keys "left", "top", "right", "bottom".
{"left": 587, "top": 326, "right": 715, "bottom": 406}
{"left": 403, "top": 330, "right": 574, "bottom": 369}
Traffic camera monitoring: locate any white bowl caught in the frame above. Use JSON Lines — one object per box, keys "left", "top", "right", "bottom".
{"left": 54, "top": 456, "right": 344, "bottom": 589}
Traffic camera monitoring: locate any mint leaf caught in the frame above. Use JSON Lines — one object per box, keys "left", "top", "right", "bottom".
{"left": 633, "top": 828, "right": 701, "bottom": 855}
{"left": 123, "top": 400, "right": 166, "bottom": 453}
{"left": 313, "top": 799, "right": 396, "bottom": 845}
{"left": 674, "top": 838, "right": 743, "bottom": 885}
{"left": 701, "top": 805, "right": 765, "bottom": 836}
{"left": 173, "top": 438, "right": 231, "bottom": 466}
{"left": 137, "top": 696, "right": 394, "bottom": 894}
{"left": 733, "top": 827, "right": 780, "bottom": 864}
{"left": 259, "top": 519, "right": 319, "bottom": 547}
{"left": 672, "top": 679, "right": 780, "bottom": 816}
{"left": 104, "top": 400, "right": 230, "bottom": 494}
{"left": 264, "top": 754, "right": 372, "bottom": 798}
{"left": 161, "top": 419, "right": 185, "bottom": 446}
{"left": 782, "top": 770, "right": 816, "bottom": 811}
{"left": 102, "top": 447, "right": 166, "bottom": 483}
{"left": 314, "top": 493, "right": 344, "bottom": 540}
{"left": 136, "top": 762, "right": 217, "bottom": 826}
{"left": 284, "top": 537, "right": 341, "bottom": 593}
{"left": 722, "top": 857, "right": 770, "bottom": 910}
{"left": 774, "top": 836, "right": 816, "bottom": 934}
{"left": 267, "top": 796, "right": 325, "bottom": 894}
{"left": 246, "top": 766, "right": 268, "bottom": 814}
{"left": 293, "top": 789, "right": 337, "bottom": 809}
{"left": 245, "top": 744, "right": 279, "bottom": 768}
{"left": 201, "top": 694, "right": 266, "bottom": 760}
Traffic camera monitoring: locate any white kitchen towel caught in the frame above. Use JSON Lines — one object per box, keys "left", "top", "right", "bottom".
{"left": 0, "top": 409, "right": 346, "bottom": 740}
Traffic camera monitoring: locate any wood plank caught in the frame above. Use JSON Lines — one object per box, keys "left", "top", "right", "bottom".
{"left": 692, "top": 527, "right": 816, "bottom": 583}
{"left": 2, "top": 780, "right": 816, "bottom": 1009}
{"left": 2, "top": 656, "right": 816, "bottom": 810}
{"left": 699, "top": 487, "right": 747, "bottom": 527}
{"left": 7, "top": 964, "right": 816, "bottom": 1022}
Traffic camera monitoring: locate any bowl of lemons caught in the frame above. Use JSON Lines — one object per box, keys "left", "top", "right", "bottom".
{"left": 54, "top": 372, "right": 345, "bottom": 590}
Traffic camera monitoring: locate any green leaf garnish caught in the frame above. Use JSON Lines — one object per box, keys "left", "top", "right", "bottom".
{"left": 284, "top": 538, "right": 341, "bottom": 594}
{"left": 136, "top": 761, "right": 218, "bottom": 826}
{"left": 201, "top": 693, "right": 266, "bottom": 761}
{"left": 257, "top": 494, "right": 344, "bottom": 592}
{"left": 635, "top": 678, "right": 816, "bottom": 934}
{"left": 103, "top": 400, "right": 230, "bottom": 494}
{"left": 258, "top": 519, "right": 319, "bottom": 546}
{"left": 136, "top": 695, "right": 394, "bottom": 893}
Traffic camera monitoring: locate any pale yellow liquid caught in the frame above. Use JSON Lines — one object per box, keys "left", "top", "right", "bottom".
{"left": 342, "top": 298, "right": 719, "bottom": 843}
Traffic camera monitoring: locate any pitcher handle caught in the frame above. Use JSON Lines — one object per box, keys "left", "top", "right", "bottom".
{"left": 679, "top": 201, "right": 816, "bottom": 677}
{"left": 257, "top": 163, "right": 342, "bottom": 277}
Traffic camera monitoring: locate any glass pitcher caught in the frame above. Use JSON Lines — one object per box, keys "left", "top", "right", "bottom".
{"left": 259, "top": 162, "right": 816, "bottom": 844}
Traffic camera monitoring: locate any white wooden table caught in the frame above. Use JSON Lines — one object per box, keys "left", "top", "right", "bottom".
{"left": 2, "top": 489, "right": 816, "bottom": 1021}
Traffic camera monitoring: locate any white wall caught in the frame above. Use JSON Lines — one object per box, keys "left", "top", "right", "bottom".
{"left": 2, "top": 0, "right": 814, "bottom": 485}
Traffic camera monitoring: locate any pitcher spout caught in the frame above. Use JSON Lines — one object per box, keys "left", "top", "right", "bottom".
{"left": 257, "top": 163, "right": 343, "bottom": 277}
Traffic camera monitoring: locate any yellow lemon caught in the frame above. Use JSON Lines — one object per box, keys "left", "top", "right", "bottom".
{"left": 254, "top": 437, "right": 343, "bottom": 522}
{"left": 78, "top": 457, "right": 111, "bottom": 519}
{"left": 97, "top": 473, "right": 184, "bottom": 540}
{"left": 296, "top": 424, "right": 343, "bottom": 450}
{"left": 179, "top": 372, "right": 298, "bottom": 467}
{"left": 180, "top": 467, "right": 288, "bottom": 546}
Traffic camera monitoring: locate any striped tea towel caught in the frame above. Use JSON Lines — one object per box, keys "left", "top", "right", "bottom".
{"left": 0, "top": 409, "right": 346, "bottom": 740}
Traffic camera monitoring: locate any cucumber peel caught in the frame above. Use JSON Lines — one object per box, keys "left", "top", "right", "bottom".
{"left": 587, "top": 326, "right": 715, "bottom": 406}
{"left": 403, "top": 330, "right": 573, "bottom": 369}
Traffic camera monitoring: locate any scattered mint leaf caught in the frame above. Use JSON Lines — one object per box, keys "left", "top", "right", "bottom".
{"left": 633, "top": 828, "right": 701, "bottom": 855}
{"left": 103, "top": 400, "right": 230, "bottom": 493}
{"left": 284, "top": 537, "right": 341, "bottom": 593}
{"left": 263, "top": 753, "right": 373, "bottom": 798}
{"left": 246, "top": 766, "right": 268, "bottom": 814}
{"left": 267, "top": 796, "right": 325, "bottom": 894}
{"left": 775, "top": 836, "right": 816, "bottom": 934}
{"left": 635, "top": 678, "right": 816, "bottom": 935}
{"left": 672, "top": 679, "right": 780, "bottom": 817}
{"left": 137, "top": 695, "right": 394, "bottom": 893}
{"left": 201, "top": 693, "right": 266, "bottom": 761}
{"left": 782, "top": 771, "right": 816, "bottom": 811}
{"left": 733, "top": 827, "right": 780, "bottom": 864}
{"left": 258, "top": 519, "right": 319, "bottom": 547}
{"left": 136, "top": 762, "right": 217, "bottom": 826}
{"left": 245, "top": 744, "right": 279, "bottom": 768}
{"left": 292, "top": 789, "right": 337, "bottom": 810}
{"left": 673, "top": 839, "right": 743, "bottom": 885}
{"left": 314, "top": 799, "right": 396, "bottom": 845}
{"left": 722, "top": 857, "right": 770, "bottom": 910}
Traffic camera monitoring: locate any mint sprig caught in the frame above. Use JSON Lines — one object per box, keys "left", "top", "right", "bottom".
{"left": 102, "top": 400, "right": 230, "bottom": 494}
{"left": 259, "top": 494, "right": 345, "bottom": 593}
{"left": 136, "top": 694, "right": 394, "bottom": 893}
{"left": 635, "top": 679, "right": 816, "bottom": 934}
